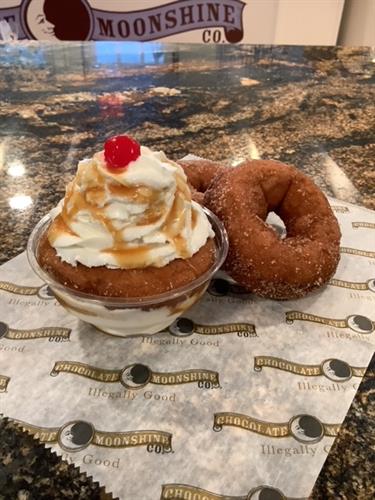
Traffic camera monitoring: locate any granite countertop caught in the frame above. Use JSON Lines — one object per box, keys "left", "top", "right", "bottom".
{"left": 0, "top": 416, "right": 113, "bottom": 500}
{"left": 0, "top": 42, "right": 374, "bottom": 499}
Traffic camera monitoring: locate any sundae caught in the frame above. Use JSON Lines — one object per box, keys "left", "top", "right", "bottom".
{"left": 29, "top": 135, "right": 227, "bottom": 335}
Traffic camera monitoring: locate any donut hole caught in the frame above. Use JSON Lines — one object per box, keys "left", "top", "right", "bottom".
{"left": 266, "top": 212, "right": 287, "bottom": 239}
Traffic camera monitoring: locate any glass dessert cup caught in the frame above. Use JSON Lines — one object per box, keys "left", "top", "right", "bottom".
{"left": 27, "top": 208, "right": 228, "bottom": 337}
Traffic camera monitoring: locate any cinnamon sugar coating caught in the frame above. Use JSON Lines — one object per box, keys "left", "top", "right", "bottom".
{"left": 204, "top": 160, "right": 341, "bottom": 299}
{"left": 37, "top": 231, "right": 216, "bottom": 298}
{"left": 178, "top": 159, "right": 226, "bottom": 204}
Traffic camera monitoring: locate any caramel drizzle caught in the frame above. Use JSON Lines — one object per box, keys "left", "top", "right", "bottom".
{"left": 47, "top": 162, "right": 195, "bottom": 268}
{"left": 162, "top": 177, "right": 190, "bottom": 260}
{"left": 191, "top": 207, "right": 198, "bottom": 230}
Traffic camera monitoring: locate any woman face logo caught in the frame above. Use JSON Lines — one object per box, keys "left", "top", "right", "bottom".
{"left": 169, "top": 318, "right": 195, "bottom": 337}
{"left": 289, "top": 415, "right": 324, "bottom": 444}
{"left": 26, "top": 0, "right": 54, "bottom": 39}
{"left": 208, "top": 278, "right": 231, "bottom": 297}
{"left": 367, "top": 279, "right": 375, "bottom": 293}
{"left": 23, "top": 0, "right": 92, "bottom": 41}
{"left": 58, "top": 420, "right": 94, "bottom": 452}
{"left": 37, "top": 285, "right": 54, "bottom": 300}
{"left": 208, "top": 278, "right": 250, "bottom": 297}
{"left": 0, "top": 322, "right": 9, "bottom": 339}
{"left": 120, "top": 364, "right": 151, "bottom": 389}
{"left": 247, "top": 486, "right": 286, "bottom": 500}
{"left": 322, "top": 359, "right": 352, "bottom": 382}
{"left": 347, "top": 315, "right": 374, "bottom": 334}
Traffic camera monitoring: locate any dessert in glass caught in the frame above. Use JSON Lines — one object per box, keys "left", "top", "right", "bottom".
{"left": 27, "top": 135, "right": 228, "bottom": 336}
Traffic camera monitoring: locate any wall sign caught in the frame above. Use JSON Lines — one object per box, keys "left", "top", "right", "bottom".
{"left": 0, "top": 0, "right": 246, "bottom": 43}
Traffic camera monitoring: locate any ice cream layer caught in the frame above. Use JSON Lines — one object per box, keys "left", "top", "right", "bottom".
{"left": 47, "top": 145, "right": 213, "bottom": 268}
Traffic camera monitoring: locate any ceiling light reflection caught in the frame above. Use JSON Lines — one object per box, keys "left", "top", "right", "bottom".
{"left": 232, "top": 158, "right": 244, "bottom": 166}
{"left": 7, "top": 161, "right": 25, "bottom": 177}
{"left": 9, "top": 195, "right": 33, "bottom": 210}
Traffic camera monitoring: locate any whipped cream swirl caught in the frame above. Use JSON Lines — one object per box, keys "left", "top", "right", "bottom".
{"left": 47, "top": 146, "right": 213, "bottom": 268}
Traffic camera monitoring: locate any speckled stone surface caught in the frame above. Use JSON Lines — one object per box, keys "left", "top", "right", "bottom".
{"left": 0, "top": 416, "right": 114, "bottom": 500}
{"left": 0, "top": 44, "right": 374, "bottom": 264}
{"left": 311, "top": 353, "right": 375, "bottom": 500}
{"left": 0, "top": 42, "right": 374, "bottom": 499}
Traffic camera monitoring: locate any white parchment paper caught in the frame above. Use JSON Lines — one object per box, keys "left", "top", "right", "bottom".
{"left": 0, "top": 196, "right": 374, "bottom": 500}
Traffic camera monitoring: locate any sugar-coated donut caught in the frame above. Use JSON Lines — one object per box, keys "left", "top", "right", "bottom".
{"left": 204, "top": 160, "right": 341, "bottom": 299}
{"left": 178, "top": 159, "right": 226, "bottom": 204}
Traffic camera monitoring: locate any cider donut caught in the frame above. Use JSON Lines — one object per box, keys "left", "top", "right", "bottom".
{"left": 38, "top": 231, "right": 216, "bottom": 298}
{"left": 204, "top": 160, "right": 341, "bottom": 299}
{"left": 179, "top": 159, "right": 226, "bottom": 204}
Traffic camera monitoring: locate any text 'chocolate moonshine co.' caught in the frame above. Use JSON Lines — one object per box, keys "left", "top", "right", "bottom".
{"left": 0, "top": 0, "right": 245, "bottom": 43}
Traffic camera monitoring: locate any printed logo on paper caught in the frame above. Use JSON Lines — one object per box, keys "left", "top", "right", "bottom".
{"left": 254, "top": 356, "right": 366, "bottom": 382}
{"left": 169, "top": 317, "right": 257, "bottom": 338}
{"left": 285, "top": 312, "right": 374, "bottom": 334}
{"left": 0, "top": 374, "right": 10, "bottom": 392}
{"left": 329, "top": 278, "right": 375, "bottom": 292}
{"left": 0, "top": 281, "right": 54, "bottom": 299}
{"left": 1, "top": 0, "right": 246, "bottom": 43}
{"left": 51, "top": 361, "right": 220, "bottom": 390}
{"left": 213, "top": 413, "right": 340, "bottom": 444}
{"left": 352, "top": 222, "right": 375, "bottom": 230}
{"left": 161, "top": 483, "right": 292, "bottom": 500}
{"left": 331, "top": 205, "right": 349, "bottom": 213}
{"left": 208, "top": 278, "right": 251, "bottom": 298}
{"left": 340, "top": 247, "right": 375, "bottom": 259}
{"left": 16, "top": 419, "right": 173, "bottom": 454}
{"left": 0, "top": 321, "right": 71, "bottom": 341}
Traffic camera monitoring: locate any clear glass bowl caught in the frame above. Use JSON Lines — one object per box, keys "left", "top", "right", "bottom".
{"left": 27, "top": 209, "right": 228, "bottom": 337}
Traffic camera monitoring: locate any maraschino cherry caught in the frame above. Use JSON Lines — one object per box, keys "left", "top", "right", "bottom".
{"left": 104, "top": 135, "right": 140, "bottom": 169}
